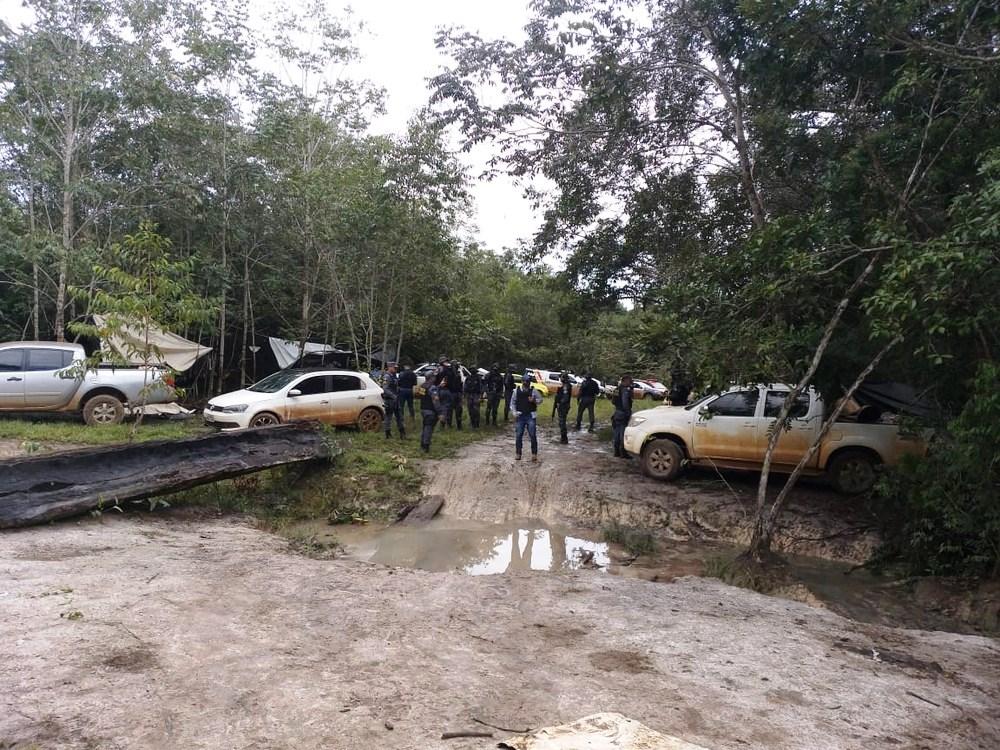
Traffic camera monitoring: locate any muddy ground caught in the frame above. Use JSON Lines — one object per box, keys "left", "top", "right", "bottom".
{"left": 2, "top": 428, "right": 999, "bottom": 749}
{"left": 2, "top": 515, "right": 999, "bottom": 750}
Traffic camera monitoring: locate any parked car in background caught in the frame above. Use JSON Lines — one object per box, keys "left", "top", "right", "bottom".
{"left": 204, "top": 369, "right": 384, "bottom": 430}
{"left": 529, "top": 368, "right": 582, "bottom": 396}
{"left": 0, "top": 341, "right": 174, "bottom": 425}
{"left": 635, "top": 379, "right": 667, "bottom": 400}
{"left": 412, "top": 362, "right": 471, "bottom": 387}
{"left": 623, "top": 384, "right": 927, "bottom": 494}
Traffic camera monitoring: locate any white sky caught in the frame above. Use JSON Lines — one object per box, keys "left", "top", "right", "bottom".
{"left": 331, "top": 0, "right": 539, "bottom": 252}
{"left": 2, "top": 0, "right": 541, "bottom": 253}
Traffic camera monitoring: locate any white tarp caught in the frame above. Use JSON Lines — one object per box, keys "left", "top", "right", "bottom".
{"left": 267, "top": 336, "right": 349, "bottom": 369}
{"left": 500, "top": 713, "right": 710, "bottom": 750}
{"left": 95, "top": 315, "right": 211, "bottom": 373}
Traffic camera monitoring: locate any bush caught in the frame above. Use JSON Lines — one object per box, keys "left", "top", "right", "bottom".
{"left": 870, "top": 363, "right": 1000, "bottom": 578}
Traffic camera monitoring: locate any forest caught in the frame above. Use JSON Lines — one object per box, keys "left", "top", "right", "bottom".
{"left": 1, "top": 0, "right": 998, "bottom": 575}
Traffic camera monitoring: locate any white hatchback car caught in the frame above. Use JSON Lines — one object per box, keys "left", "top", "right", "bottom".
{"left": 204, "top": 369, "right": 385, "bottom": 430}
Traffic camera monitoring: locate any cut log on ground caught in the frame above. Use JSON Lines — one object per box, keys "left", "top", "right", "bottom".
{"left": 0, "top": 423, "right": 330, "bottom": 529}
{"left": 397, "top": 494, "right": 444, "bottom": 525}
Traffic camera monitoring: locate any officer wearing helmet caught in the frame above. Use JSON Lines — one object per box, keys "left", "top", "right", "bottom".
{"left": 510, "top": 371, "right": 544, "bottom": 461}
{"left": 551, "top": 371, "right": 573, "bottom": 444}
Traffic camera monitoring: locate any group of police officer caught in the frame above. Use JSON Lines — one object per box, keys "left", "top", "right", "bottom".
{"left": 379, "top": 356, "right": 637, "bottom": 458}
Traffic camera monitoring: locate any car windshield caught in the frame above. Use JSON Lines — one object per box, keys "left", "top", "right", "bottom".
{"left": 684, "top": 393, "right": 716, "bottom": 410}
{"left": 248, "top": 370, "right": 301, "bottom": 393}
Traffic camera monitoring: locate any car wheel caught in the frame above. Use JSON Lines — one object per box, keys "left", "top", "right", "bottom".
{"left": 828, "top": 450, "right": 879, "bottom": 494}
{"left": 249, "top": 412, "right": 281, "bottom": 428}
{"left": 83, "top": 394, "right": 125, "bottom": 426}
{"left": 640, "top": 439, "right": 684, "bottom": 481}
{"left": 357, "top": 407, "right": 382, "bottom": 432}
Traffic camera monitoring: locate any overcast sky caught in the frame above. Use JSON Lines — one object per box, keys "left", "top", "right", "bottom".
{"left": 327, "top": 0, "right": 539, "bottom": 252}
{"left": 3, "top": 0, "right": 540, "bottom": 253}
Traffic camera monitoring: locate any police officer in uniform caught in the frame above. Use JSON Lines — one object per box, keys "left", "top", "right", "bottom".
{"left": 576, "top": 371, "right": 600, "bottom": 432}
{"left": 511, "top": 373, "right": 544, "bottom": 460}
{"left": 397, "top": 364, "right": 417, "bottom": 420}
{"left": 464, "top": 367, "right": 483, "bottom": 428}
{"left": 612, "top": 374, "right": 634, "bottom": 458}
{"left": 419, "top": 377, "right": 446, "bottom": 453}
{"left": 484, "top": 363, "right": 504, "bottom": 426}
{"left": 381, "top": 362, "right": 404, "bottom": 439}
{"left": 447, "top": 361, "right": 464, "bottom": 429}
{"left": 551, "top": 371, "right": 573, "bottom": 444}
{"left": 436, "top": 357, "right": 453, "bottom": 428}
{"left": 502, "top": 365, "right": 517, "bottom": 422}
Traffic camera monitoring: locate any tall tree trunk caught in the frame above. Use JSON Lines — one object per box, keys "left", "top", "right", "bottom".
{"left": 28, "top": 182, "right": 39, "bottom": 340}
{"left": 55, "top": 120, "right": 75, "bottom": 342}
{"left": 395, "top": 294, "right": 408, "bottom": 363}
{"left": 240, "top": 251, "right": 250, "bottom": 387}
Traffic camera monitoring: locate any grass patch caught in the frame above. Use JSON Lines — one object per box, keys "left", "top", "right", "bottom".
{"left": 0, "top": 416, "right": 206, "bottom": 446}
{"left": 602, "top": 521, "right": 657, "bottom": 557}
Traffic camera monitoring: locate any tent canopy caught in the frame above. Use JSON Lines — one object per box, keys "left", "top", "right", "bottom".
{"left": 268, "top": 337, "right": 352, "bottom": 370}
{"left": 95, "top": 315, "right": 211, "bottom": 373}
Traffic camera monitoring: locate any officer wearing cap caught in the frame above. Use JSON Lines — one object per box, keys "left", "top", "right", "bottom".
{"left": 510, "top": 371, "right": 544, "bottom": 461}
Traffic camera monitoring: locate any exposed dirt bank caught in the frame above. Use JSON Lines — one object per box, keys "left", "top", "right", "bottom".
{"left": 422, "top": 429, "right": 879, "bottom": 564}
{"left": 2, "top": 515, "right": 998, "bottom": 750}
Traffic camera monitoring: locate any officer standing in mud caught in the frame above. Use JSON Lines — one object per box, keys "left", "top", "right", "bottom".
{"left": 612, "top": 374, "right": 634, "bottom": 459}
{"left": 502, "top": 365, "right": 517, "bottom": 422}
{"left": 511, "top": 372, "right": 544, "bottom": 461}
{"left": 397, "top": 364, "right": 417, "bottom": 420}
{"left": 464, "top": 367, "right": 483, "bottom": 428}
{"left": 381, "top": 362, "right": 404, "bottom": 439}
{"left": 551, "top": 371, "right": 573, "bottom": 444}
{"left": 576, "top": 371, "right": 600, "bottom": 432}
{"left": 419, "top": 376, "right": 446, "bottom": 453}
{"left": 484, "top": 364, "right": 503, "bottom": 426}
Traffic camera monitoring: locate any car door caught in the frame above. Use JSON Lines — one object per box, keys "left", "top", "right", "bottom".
{"left": 692, "top": 388, "right": 761, "bottom": 461}
{"left": 326, "top": 374, "right": 369, "bottom": 425}
{"left": 283, "top": 375, "right": 334, "bottom": 422}
{"left": 0, "top": 347, "right": 26, "bottom": 409}
{"left": 23, "top": 348, "right": 78, "bottom": 408}
{"left": 757, "top": 389, "right": 819, "bottom": 467}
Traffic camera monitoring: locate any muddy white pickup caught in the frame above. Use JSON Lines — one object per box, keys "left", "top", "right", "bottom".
{"left": 623, "top": 384, "right": 926, "bottom": 493}
{"left": 0, "top": 341, "right": 174, "bottom": 425}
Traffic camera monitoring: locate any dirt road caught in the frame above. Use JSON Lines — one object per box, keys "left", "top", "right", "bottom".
{"left": 2, "top": 513, "right": 998, "bottom": 750}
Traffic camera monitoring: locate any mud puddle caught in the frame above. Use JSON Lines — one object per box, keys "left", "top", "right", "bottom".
{"left": 288, "top": 517, "right": 986, "bottom": 634}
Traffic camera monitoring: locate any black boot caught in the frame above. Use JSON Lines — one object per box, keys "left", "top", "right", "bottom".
{"left": 385, "top": 431, "right": 391, "bottom": 439}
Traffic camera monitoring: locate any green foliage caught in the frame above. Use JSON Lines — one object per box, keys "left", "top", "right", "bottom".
{"left": 870, "top": 363, "right": 1000, "bottom": 578}
{"left": 602, "top": 522, "right": 656, "bottom": 557}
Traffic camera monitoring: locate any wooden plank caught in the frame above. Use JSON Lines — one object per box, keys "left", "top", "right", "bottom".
{"left": 397, "top": 494, "right": 444, "bottom": 525}
{"left": 0, "top": 423, "right": 329, "bottom": 529}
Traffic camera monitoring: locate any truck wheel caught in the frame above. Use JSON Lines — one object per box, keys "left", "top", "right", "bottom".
{"left": 357, "top": 407, "right": 382, "bottom": 432}
{"left": 82, "top": 394, "right": 125, "bottom": 426}
{"left": 249, "top": 412, "right": 281, "bottom": 428}
{"left": 640, "top": 439, "right": 684, "bottom": 481}
{"left": 829, "top": 450, "right": 878, "bottom": 494}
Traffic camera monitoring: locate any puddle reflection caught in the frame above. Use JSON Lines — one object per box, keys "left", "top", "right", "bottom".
{"left": 299, "top": 519, "right": 611, "bottom": 575}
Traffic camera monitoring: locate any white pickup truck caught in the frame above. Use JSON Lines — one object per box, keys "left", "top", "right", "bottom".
{"left": 622, "top": 383, "right": 926, "bottom": 493}
{"left": 0, "top": 341, "right": 174, "bottom": 426}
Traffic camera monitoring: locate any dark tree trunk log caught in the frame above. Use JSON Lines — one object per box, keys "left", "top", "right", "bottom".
{"left": 0, "top": 423, "right": 329, "bottom": 529}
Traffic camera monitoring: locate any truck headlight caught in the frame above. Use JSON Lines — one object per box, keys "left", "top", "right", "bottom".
{"left": 629, "top": 415, "right": 646, "bottom": 427}
{"left": 221, "top": 404, "right": 248, "bottom": 413}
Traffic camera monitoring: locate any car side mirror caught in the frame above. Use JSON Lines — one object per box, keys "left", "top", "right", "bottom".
{"left": 288, "top": 389, "right": 302, "bottom": 397}
{"left": 698, "top": 406, "right": 711, "bottom": 419}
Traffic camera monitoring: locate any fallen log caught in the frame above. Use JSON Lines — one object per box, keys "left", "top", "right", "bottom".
{"left": 396, "top": 494, "right": 444, "bottom": 525}
{"left": 0, "top": 423, "right": 330, "bottom": 529}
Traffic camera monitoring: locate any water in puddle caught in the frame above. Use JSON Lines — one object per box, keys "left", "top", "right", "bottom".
{"left": 293, "top": 517, "right": 617, "bottom": 575}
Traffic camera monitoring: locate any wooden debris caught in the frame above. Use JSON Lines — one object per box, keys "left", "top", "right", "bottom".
{"left": 396, "top": 494, "right": 444, "bottom": 525}
{"left": 0, "top": 423, "right": 329, "bottom": 529}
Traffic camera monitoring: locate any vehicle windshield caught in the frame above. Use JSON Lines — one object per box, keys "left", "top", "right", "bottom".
{"left": 684, "top": 393, "right": 716, "bottom": 410}
{"left": 248, "top": 370, "right": 300, "bottom": 393}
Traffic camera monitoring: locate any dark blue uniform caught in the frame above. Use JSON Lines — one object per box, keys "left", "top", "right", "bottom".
{"left": 502, "top": 371, "right": 516, "bottom": 422}
{"left": 420, "top": 383, "right": 445, "bottom": 452}
{"left": 397, "top": 367, "right": 417, "bottom": 419}
{"left": 612, "top": 383, "right": 633, "bottom": 457}
{"left": 484, "top": 368, "right": 503, "bottom": 425}
{"left": 382, "top": 370, "right": 404, "bottom": 438}
{"left": 576, "top": 376, "right": 600, "bottom": 432}
{"left": 464, "top": 371, "right": 483, "bottom": 428}
{"left": 551, "top": 379, "right": 573, "bottom": 444}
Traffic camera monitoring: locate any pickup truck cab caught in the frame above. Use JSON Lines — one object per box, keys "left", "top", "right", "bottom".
{"left": 623, "top": 384, "right": 926, "bottom": 493}
{"left": 0, "top": 341, "right": 173, "bottom": 426}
